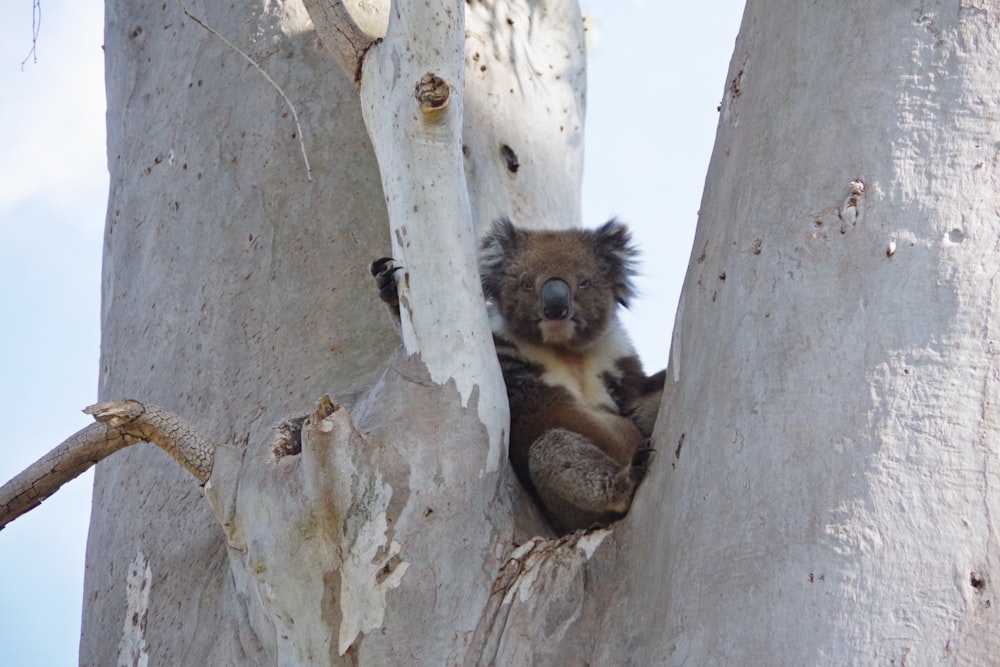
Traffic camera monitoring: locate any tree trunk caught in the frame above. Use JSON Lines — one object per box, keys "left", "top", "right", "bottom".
{"left": 84, "top": 0, "right": 583, "bottom": 664}
{"left": 87, "top": 2, "right": 393, "bottom": 662}
{"left": 586, "top": 1, "right": 999, "bottom": 663}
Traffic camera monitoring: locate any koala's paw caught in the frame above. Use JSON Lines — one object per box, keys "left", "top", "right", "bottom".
{"left": 629, "top": 443, "right": 656, "bottom": 481}
{"left": 370, "top": 257, "right": 403, "bottom": 312}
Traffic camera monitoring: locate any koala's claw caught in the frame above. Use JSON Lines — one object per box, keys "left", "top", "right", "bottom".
{"left": 629, "top": 445, "right": 656, "bottom": 481}
{"left": 370, "top": 256, "right": 396, "bottom": 277}
{"left": 370, "top": 256, "right": 402, "bottom": 283}
{"left": 370, "top": 257, "right": 403, "bottom": 313}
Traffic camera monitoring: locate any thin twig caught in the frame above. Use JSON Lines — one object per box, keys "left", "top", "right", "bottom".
{"left": 20, "top": 0, "right": 42, "bottom": 70}
{"left": 177, "top": 0, "right": 313, "bottom": 182}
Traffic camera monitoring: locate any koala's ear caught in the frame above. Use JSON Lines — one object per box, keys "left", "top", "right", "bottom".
{"left": 479, "top": 216, "right": 521, "bottom": 300}
{"left": 593, "top": 218, "right": 639, "bottom": 307}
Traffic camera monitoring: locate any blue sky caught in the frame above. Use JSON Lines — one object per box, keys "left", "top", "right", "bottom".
{"left": 0, "top": 2, "right": 744, "bottom": 663}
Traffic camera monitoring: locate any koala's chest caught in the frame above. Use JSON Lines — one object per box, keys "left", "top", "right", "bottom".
{"left": 535, "top": 349, "right": 620, "bottom": 413}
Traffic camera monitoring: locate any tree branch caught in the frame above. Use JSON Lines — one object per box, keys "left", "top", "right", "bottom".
{"left": 301, "top": 0, "right": 384, "bottom": 86}
{"left": 0, "top": 400, "right": 218, "bottom": 530}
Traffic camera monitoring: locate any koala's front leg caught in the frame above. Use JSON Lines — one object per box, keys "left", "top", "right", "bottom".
{"left": 528, "top": 428, "right": 651, "bottom": 532}
{"left": 370, "top": 257, "right": 403, "bottom": 319}
{"left": 629, "top": 369, "right": 666, "bottom": 438}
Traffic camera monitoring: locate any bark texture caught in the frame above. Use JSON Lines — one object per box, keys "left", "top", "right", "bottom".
{"left": 596, "top": 2, "right": 1000, "bottom": 663}
{"left": 87, "top": 2, "right": 397, "bottom": 663}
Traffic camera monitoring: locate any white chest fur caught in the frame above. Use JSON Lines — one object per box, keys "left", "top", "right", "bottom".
{"left": 512, "top": 319, "right": 636, "bottom": 412}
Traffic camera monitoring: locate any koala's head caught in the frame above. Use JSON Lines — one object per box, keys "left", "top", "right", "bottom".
{"left": 479, "top": 217, "right": 638, "bottom": 350}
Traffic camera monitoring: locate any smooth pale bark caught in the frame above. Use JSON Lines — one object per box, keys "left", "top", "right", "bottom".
{"left": 358, "top": 1, "right": 508, "bottom": 452}
{"left": 86, "top": 3, "right": 397, "bottom": 663}
{"left": 84, "top": 0, "right": 585, "bottom": 664}
{"left": 597, "top": 2, "right": 997, "bottom": 663}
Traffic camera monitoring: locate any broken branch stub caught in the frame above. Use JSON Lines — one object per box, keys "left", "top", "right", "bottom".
{"left": 416, "top": 72, "right": 451, "bottom": 121}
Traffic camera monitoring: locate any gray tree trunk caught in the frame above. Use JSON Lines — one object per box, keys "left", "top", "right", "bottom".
{"left": 88, "top": 1, "right": 395, "bottom": 661}
{"left": 584, "top": 2, "right": 999, "bottom": 664}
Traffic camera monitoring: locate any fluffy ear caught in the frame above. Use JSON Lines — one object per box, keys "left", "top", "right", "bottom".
{"left": 593, "top": 218, "right": 639, "bottom": 307}
{"left": 479, "top": 216, "right": 521, "bottom": 300}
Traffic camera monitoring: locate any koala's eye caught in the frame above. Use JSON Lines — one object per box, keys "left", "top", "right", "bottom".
{"left": 578, "top": 277, "right": 593, "bottom": 290}
{"left": 520, "top": 277, "right": 535, "bottom": 292}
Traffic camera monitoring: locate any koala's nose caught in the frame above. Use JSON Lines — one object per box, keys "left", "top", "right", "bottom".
{"left": 541, "top": 278, "right": 572, "bottom": 320}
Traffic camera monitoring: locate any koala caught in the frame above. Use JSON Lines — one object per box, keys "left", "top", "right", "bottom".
{"left": 372, "top": 217, "right": 665, "bottom": 533}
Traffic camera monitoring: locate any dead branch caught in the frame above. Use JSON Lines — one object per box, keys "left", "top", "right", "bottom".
{"left": 0, "top": 400, "right": 218, "bottom": 530}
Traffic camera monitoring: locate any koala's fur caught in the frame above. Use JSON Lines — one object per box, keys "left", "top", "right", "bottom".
{"left": 372, "top": 217, "right": 664, "bottom": 533}
{"left": 479, "top": 218, "right": 664, "bottom": 531}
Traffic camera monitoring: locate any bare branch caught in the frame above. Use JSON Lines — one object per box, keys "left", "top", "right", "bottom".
{"left": 0, "top": 421, "right": 126, "bottom": 530}
{"left": 85, "top": 400, "right": 217, "bottom": 481}
{"left": 302, "top": 0, "right": 383, "bottom": 86}
{"left": 0, "top": 400, "right": 218, "bottom": 530}
{"left": 19, "top": 0, "right": 42, "bottom": 70}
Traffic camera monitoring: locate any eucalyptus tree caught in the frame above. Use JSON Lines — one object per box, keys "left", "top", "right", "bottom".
{"left": 3, "top": 1, "right": 998, "bottom": 665}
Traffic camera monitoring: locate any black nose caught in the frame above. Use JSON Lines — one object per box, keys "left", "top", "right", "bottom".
{"left": 541, "top": 278, "right": 572, "bottom": 320}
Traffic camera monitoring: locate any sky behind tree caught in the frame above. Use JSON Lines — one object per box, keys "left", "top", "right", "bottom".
{"left": 0, "top": 2, "right": 744, "bottom": 663}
